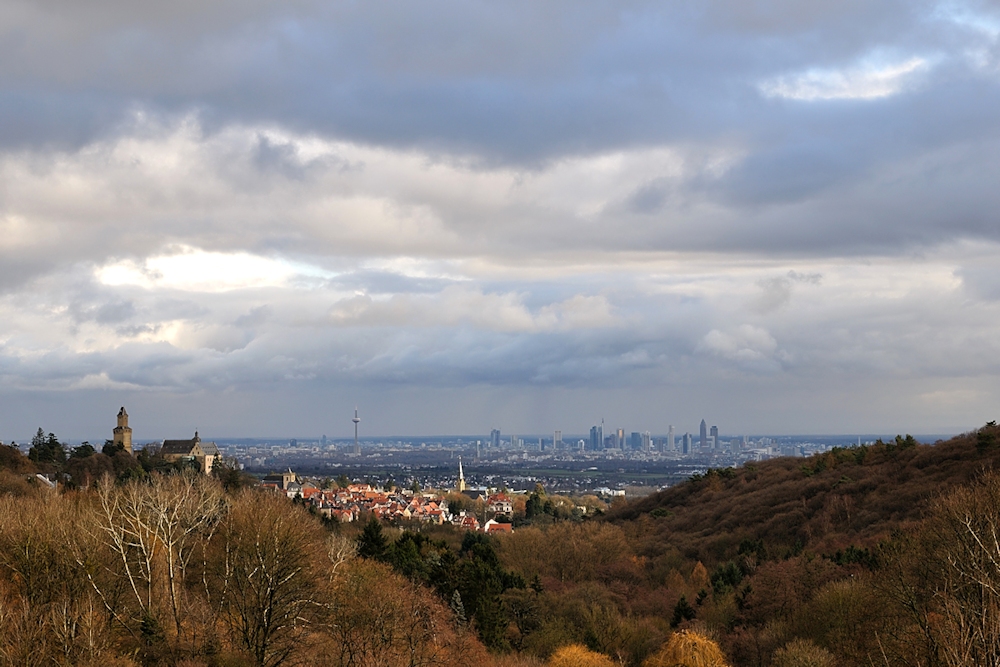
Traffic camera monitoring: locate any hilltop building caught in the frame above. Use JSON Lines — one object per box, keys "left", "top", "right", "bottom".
{"left": 161, "top": 432, "right": 220, "bottom": 474}
{"left": 112, "top": 407, "right": 133, "bottom": 454}
{"left": 263, "top": 468, "right": 298, "bottom": 491}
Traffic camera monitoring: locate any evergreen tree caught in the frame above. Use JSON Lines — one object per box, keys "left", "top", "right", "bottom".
{"left": 671, "top": 595, "right": 696, "bottom": 627}
{"left": 356, "top": 517, "right": 388, "bottom": 560}
{"left": 102, "top": 438, "right": 124, "bottom": 456}
{"left": 70, "top": 442, "right": 96, "bottom": 459}
{"left": 28, "top": 429, "right": 65, "bottom": 466}
{"left": 450, "top": 590, "right": 466, "bottom": 626}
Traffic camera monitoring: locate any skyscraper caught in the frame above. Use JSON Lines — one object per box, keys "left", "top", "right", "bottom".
{"left": 589, "top": 425, "right": 602, "bottom": 451}
{"left": 641, "top": 431, "right": 652, "bottom": 452}
{"left": 700, "top": 419, "right": 707, "bottom": 450}
{"left": 490, "top": 428, "right": 501, "bottom": 449}
{"left": 667, "top": 425, "right": 675, "bottom": 452}
{"left": 617, "top": 428, "right": 625, "bottom": 450}
{"left": 710, "top": 425, "right": 719, "bottom": 450}
{"left": 554, "top": 430, "right": 563, "bottom": 450}
{"left": 682, "top": 433, "right": 692, "bottom": 455}
{"left": 630, "top": 431, "right": 641, "bottom": 450}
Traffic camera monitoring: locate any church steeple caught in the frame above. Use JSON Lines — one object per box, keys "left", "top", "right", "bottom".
{"left": 456, "top": 456, "right": 466, "bottom": 493}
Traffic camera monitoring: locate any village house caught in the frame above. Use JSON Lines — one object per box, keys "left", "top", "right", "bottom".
{"left": 483, "top": 519, "right": 513, "bottom": 535}
{"left": 281, "top": 476, "right": 512, "bottom": 534}
{"left": 486, "top": 492, "right": 514, "bottom": 518}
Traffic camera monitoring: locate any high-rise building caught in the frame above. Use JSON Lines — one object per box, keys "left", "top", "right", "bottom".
{"left": 617, "top": 428, "right": 625, "bottom": 450}
{"left": 667, "top": 425, "right": 675, "bottom": 452}
{"left": 642, "top": 431, "right": 652, "bottom": 452}
{"left": 700, "top": 420, "right": 707, "bottom": 450}
{"left": 630, "top": 431, "right": 642, "bottom": 450}
{"left": 589, "top": 425, "right": 602, "bottom": 451}
{"left": 490, "top": 429, "right": 501, "bottom": 449}
{"left": 554, "top": 430, "right": 563, "bottom": 450}
{"left": 682, "top": 433, "right": 692, "bottom": 455}
{"left": 710, "top": 425, "right": 719, "bottom": 450}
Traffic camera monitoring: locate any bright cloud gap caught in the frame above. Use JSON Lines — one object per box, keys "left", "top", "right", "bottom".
{"left": 96, "top": 246, "right": 337, "bottom": 293}
{"left": 760, "top": 57, "right": 929, "bottom": 101}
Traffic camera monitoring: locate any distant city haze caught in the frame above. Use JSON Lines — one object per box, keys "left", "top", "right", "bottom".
{"left": 1, "top": 1, "right": 999, "bottom": 438}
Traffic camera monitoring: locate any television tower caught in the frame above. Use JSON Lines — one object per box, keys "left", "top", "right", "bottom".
{"left": 352, "top": 407, "right": 361, "bottom": 455}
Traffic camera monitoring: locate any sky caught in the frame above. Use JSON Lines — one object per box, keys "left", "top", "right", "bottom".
{"left": 2, "top": 0, "right": 1000, "bottom": 440}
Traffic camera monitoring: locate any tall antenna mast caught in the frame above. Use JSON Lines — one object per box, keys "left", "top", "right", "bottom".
{"left": 352, "top": 407, "right": 361, "bottom": 454}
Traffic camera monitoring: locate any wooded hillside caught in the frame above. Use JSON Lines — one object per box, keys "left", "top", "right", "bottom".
{"left": 4, "top": 425, "right": 1000, "bottom": 667}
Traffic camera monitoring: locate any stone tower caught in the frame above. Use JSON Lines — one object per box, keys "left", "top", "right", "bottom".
{"left": 113, "top": 406, "right": 133, "bottom": 454}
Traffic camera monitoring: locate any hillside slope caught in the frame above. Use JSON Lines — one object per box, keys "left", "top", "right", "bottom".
{"left": 606, "top": 426, "right": 1000, "bottom": 563}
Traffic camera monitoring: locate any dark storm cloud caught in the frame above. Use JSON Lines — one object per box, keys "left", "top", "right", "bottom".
{"left": 0, "top": 0, "right": 979, "bottom": 159}
{"left": 3, "top": 0, "right": 999, "bottom": 257}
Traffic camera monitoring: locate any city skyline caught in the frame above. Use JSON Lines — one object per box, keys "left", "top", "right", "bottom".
{"left": 2, "top": 2, "right": 1000, "bottom": 437}
{"left": 1, "top": 402, "right": 949, "bottom": 446}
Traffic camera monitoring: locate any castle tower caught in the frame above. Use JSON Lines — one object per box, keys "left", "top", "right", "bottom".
{"left": 113, "top": 406, "right": 133, "bottom": 454}
{"left": 456, "top": 456, "right": 466, "bottom": 492}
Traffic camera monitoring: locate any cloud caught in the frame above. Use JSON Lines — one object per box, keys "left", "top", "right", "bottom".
{"left": 698, "top": 325, "right": 782, "bottom": 369}
{"left": 753, "top": 270, "right": 822, "bottom": 313}
{"left": 4, "top": 0, "right": 1000, "bottom": 436}
{"left": 759, "top": 56, "right": 930, "bottom": 101}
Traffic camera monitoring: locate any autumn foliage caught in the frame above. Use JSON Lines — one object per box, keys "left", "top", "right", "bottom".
{"left": 0, "top": 468, "right": 487, "bottom": 667}
{"left": 547, "top": 644, "right": 616, "bottom": 667}
{"left": 5, "top": 424, "right": 1000, "bottom": 666}
{"left": 643, "top": 630, "right": 729, "bottom": 667}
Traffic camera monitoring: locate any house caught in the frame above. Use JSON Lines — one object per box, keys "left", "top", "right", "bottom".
{"left": 160, "top": 432, "right": 220, "bottom": 474}
{"left": 486, "top": 492, "right": 513, "bottom": 518}
{"left": 453, "top": 512, "right": 480, "bottom": 531}
{"left": 483, "top": 519, "right": 513, "bottom": 535}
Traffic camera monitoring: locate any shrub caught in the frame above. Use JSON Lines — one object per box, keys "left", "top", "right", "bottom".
{"left": 771, "top": 639, "right": 835, "bottom": 667}
{"left": 643, "top": 630, "right": 729, "bottom": 667}
{"left": 547, "top": 644, "right": 616, "bottom": 667}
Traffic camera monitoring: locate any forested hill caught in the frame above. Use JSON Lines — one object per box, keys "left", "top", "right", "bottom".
{"left": 605, "top": 424, "right": 1000, "bottom": 563}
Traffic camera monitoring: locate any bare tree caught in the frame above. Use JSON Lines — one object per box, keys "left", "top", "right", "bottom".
{"left": 215, "top": 491, "right": 321, "bottom": 667}
{"left": 929, "top": 472, "right": 1000, "bottom": 666}
{"left": 94, "top": 472, "right": 227, "bottom": 639}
